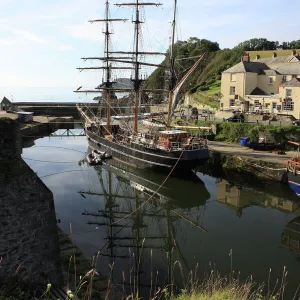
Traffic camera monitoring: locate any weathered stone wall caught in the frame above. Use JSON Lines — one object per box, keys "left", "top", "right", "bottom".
{"left": 0, "top": 118, "right": 21, "bottom": 161}
{"left": 0, "top": 118, "right": 63, "bottom": 286}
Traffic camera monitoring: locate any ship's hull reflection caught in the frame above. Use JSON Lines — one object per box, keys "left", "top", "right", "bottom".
{"left": 82, "top": 148, "right": 210, "bottom": 298}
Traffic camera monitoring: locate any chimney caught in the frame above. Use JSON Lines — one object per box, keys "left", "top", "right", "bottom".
{"left": 242, "top": 52, "right": 250, "bottom": 63}
{"left": 272, "top": 52, "right": 277, "bottom": 58}
{"left": 256, "top": 55, "right": 260, "bottom": 60}
{"left": 291, "top": 49, "right": 296, "bottom": 56}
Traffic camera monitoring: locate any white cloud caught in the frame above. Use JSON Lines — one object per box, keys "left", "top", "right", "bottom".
{"left": 55, "top": 44, "right": 73, "bottom": 51}
{"left": 0, "top": 25, "right": 44, "bottom": 44}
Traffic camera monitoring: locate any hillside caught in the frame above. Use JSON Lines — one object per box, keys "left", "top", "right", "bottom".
{"left": 144, "top": 38, "right": 300, "bottom": 109}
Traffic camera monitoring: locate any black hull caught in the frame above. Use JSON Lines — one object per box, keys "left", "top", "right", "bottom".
{"left": 86, "top": 130, "right": 209, "bottom": 170}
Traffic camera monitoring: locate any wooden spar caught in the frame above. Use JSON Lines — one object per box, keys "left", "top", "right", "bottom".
{"left": 168, "top": 53, "right": 206, "bottom": 123}
{"left": 116, "top": 2, "right": 162, "bottom": 6}
{"left": 77, "top": 67, "right": 134, "bottom": 70}
{"left": 167, "top": 0, "right": 177, "bottom": 127}
{"left": 106, "top": 51, "right": 165, "bottom": 55}
{"left": 288, "top": 141, "right": 300, "bottom": 147}
{"left": 104, "top": 59, "right": 167, "bottom": 68}
{"left": 167, "top": 91, "right": 173, "bottom": 127}
{"left": 174, "top": 125, "right": 212, "bottom": 131}
{"left": 74, "top": 89, "right": 132, "bottom": 93}
{"left": 88, "top": 18, "right": 128, "bottom": 23}
{"left": 81, "top": 57, "right": 133, "bottom": 60}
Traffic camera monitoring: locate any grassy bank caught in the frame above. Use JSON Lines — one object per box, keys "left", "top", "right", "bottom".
{"left": 197, "top": 121, "right": 300, "bottom": 144}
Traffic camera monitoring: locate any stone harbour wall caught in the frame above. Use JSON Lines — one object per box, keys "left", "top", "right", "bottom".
{"left": 0, "top": 117, "right": 63, "bottom": 286}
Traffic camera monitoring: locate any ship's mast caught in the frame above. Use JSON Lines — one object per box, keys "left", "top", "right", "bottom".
{"left": 167, "top": 0, "right": 177, "bottom": 127}
{"left": 75, "top": 1, "right": 128, "bottom": 134}
{"left": 133, "top": 0, "right": 141, "bottom": 134}
{"left": 116, "top": 1, "right": 163, "bottom": 134}
{"left": 105, "top": 0, "right": 112, "bottom": 133}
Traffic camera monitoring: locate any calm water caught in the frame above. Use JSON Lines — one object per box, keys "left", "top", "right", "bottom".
{"left": 22, "top": 133, "right": 300, "bottom": 298}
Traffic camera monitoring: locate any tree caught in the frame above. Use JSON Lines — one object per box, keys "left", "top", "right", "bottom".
{"left": 290, "top": 40, "right": 300, "bottom": 49}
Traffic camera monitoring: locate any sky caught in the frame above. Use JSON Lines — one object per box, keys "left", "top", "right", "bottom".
{"left": 0, "top": 0, "right": 299, "bottom": 89}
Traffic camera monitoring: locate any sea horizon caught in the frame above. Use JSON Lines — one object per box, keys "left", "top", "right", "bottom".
{"left": 0, "top": 86, "right": 97, "bottom": 103}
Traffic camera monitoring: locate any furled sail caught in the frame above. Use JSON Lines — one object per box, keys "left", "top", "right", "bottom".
{"left": 170, "top": 53, "right": 206, "bottom": 118}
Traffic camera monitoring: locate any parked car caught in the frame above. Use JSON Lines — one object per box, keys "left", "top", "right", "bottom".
{"left": 226, "top": 114, "right": 245, "bottom": 123}
{"left": 292, "top": 120, "right": 300, "bottom": 126}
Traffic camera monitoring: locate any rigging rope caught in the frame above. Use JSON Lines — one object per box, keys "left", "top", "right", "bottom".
{"left": 31, "top": 146, "right": 86, "bottom": 153}
{"left": 23, "top": 157, "right": 81, "bottom": 164}
{"left": 110, "top": 150, "right": 185, "bottom": 226}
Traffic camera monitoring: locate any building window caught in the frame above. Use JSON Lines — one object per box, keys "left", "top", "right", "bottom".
{"left": 225, "top": 184, "right": 231, "bottom": 193}
{"left": 230, "top": 86, "right": 235, "bottom": 95}
{"left": 268, "top": 77, "right": 274, "bottom": 84}
{"left": 292, "top": 75, "right": 296, "bottom": 78}
{"left": 286, "top": 89, "right": 292, "bottom": 97}
{"left": 282, "top": 75, "right": 287, "bottom": 83}
{"left": 254, "top": 100, "right": 260, "bottom": 107}
{"left": 230, "top": 74, "right": 236, "bottom": 82}
{"left": 282, "top": 100, "right": 294, "bottom": 111}
{"left": 220, "top": 103, "right": 224, "bottom": 108}
{"left": 230, "top": 99, "right": 235, "bottom": 107}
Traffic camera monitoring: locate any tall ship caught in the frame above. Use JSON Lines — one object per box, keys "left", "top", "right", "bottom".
{"left": 75, "top": 0, "right": 209, "bottom": 170}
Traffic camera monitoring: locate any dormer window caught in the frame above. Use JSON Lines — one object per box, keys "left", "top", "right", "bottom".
{"left": 282, "top": 75, "right": 287, "bottom": 83}
{"left": 286, "top": 89, "right": 292, "bottom": 98}
{"left": 268, "top": 77, "right": 274, "bottom": 85}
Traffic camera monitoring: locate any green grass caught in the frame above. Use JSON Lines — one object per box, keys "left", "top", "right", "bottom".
{"left": 248, "top": 49, "right": 300, "bottom": 59}
{"left": 190, "top": 80, "right": 221, "bottom": 109}
{"left": 192, "top": 94, "right": 220, "bottom": 109}
{"left": 206, "top": 80, "right": 221, "bottom": 96}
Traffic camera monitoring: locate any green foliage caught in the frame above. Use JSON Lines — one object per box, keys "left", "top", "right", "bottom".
{"left": 143, "top": 38, "right": 220, "bottom": 92}
{"left": 198, "top": 86, "right": 209, "bottom": 91}
{"left": 197, "top": 121, "right": 300, "bottom": 144}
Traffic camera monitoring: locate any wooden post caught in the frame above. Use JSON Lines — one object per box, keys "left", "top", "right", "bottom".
{"left": 134, "top": 90, "right": 139, "bottom": 134}
{"left": 167, "top": 91, "right": 173, "bottom": 127}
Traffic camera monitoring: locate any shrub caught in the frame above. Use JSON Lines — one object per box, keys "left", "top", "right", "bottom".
{"left": 198, "top": 86, "right": 209, "bottom": 92}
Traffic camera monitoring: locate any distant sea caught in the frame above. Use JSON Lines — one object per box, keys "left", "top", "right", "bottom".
{"left": 0, "top": 87, "right": 97, "bottom": 103}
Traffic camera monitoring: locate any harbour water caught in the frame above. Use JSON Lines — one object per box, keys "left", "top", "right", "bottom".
{"left": 22, "top": 132, "right": 300, "bottom": 298}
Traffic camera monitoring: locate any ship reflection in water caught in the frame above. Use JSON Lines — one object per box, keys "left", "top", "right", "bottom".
{"left": 79, "top": 155, "right": 211, "bottom": 297}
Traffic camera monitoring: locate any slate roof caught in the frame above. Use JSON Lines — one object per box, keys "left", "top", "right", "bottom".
{"left": 223, "top": 61, "right": 269, "bottom": 74}
{"left": 249, "top": 87, "right": 269, "bottom": 96}
{"left": 280, "top": 78, "right": 300, "bottom": 87}
{"left": 261, "top": 69, "right": 278, "bottom": 75}
{"left": 253, "top": 55, "right": 295, "bottom": 64}
{"left": 269, "top": 63, "right": 300, "bottom": 75}
{"left": 1, "top": 96, "right": 12, "bottom": 104}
